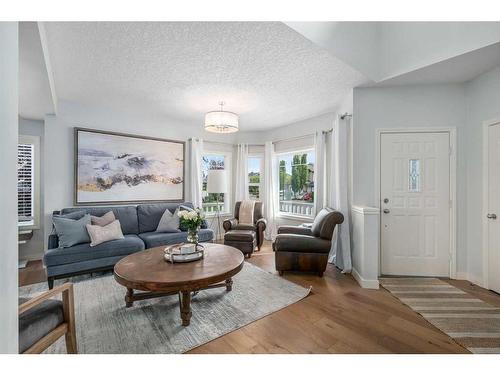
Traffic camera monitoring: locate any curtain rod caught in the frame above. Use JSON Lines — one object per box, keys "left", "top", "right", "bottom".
{"left": 271, "top": 128, "right": 332, "bottom": 145}
{"left": 189, "top": 128, "right": 332, "bottom": 147}
{"left": 188, "top": 138, "right": 263, "bottom": 147}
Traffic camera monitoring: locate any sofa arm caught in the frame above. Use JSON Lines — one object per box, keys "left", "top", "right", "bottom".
{"left": 273, "top": 234, "right": 331, "bottom": 253}
{"left": 223, "top": 218, "right": 237, "bottom": 232}
{"left": 48, "top": 234, "right": 59, "bottom": 249}
{"left": 277, "top": 225, "right": 313, "bottom": 236}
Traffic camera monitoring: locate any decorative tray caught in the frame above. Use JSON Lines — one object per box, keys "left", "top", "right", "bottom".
{"left": 164, "top": 243, "right": 204, "bottom": 263}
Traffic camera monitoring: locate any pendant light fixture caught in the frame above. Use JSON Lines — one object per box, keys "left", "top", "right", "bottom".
{"left": 204, "top": 101, "right": 239, "bottom": 133}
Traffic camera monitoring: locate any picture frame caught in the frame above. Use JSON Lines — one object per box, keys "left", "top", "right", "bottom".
{"left": 74, "top": 127, "right": 185, "bottom": 205}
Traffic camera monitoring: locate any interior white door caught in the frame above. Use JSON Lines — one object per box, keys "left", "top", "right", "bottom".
{"left": 380, "top": 132, "right": 450, "bottom": 277}
{"left": 487, "top": 123, "right": 500, "bottom": 293}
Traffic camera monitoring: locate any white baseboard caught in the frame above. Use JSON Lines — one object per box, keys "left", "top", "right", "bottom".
{"left": 352, "top": 268, "right": 379, "bottom": 289}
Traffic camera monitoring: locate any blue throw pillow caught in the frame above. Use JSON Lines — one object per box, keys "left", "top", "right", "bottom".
{"left": 53, "top": 214, "right": 91, "bottom": 248}
{"left": 55, "top": 210, "right": 86, "bottom": 220}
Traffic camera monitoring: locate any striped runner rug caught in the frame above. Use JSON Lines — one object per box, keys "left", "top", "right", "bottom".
{"left": 379, "top": 277, "right": 500, "bottom": 354}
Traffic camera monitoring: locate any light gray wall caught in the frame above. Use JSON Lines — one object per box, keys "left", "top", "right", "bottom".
{"left": 19, "top": 117, "right": 45, "bottom": 260}
{"left": 377, "top": 22, "right": 500, "bottom": 80}
{"left": 353, "top": 83, "right": 468, "bottom": 274}
{"left": 0, "top": 22, "right": 19, "bottom": 354}
{"left": 464, "top": 65, "right": 500, "bottom": 282}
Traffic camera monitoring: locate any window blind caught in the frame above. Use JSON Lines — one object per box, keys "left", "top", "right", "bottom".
{"left": 18, "top": 143, "right": 34, "bottom": 222}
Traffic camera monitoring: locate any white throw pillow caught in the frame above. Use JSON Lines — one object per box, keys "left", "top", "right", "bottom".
{"left": 86, "top": 220, "right": 124, "bottom": 247}
{"left": 91, "top": 211, "right": 116, "bottom": 227}
{"left": 156, "top": 208, "right": 181, "bottom": 233}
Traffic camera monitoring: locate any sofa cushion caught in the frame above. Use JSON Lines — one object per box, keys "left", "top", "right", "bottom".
{"left": 60, "top": 206, "right": 139, "bottom": 235}
{"left": 52, "top": 214, "right": 91, "bottom": 248}
{"left": 137, "top": 202, "right": 194, "bottom": 233}
{"left": 139, "top": 228, "right": 213, "bottom": 248}
{"left": 19, "top": 297, "right": 64, "bottom": 353}
{"left": 43, "top": 234, "right": 145, "bottom": 267}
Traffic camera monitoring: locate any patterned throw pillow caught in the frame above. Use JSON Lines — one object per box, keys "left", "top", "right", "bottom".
{"left": 91, "top": 211, "right": 116, "bottom": 227}
{"left": 156, "top": 208, "right": 181, "bottom": 233}
{"left": 86, "top": 220, "right": 125, "bottom": 247}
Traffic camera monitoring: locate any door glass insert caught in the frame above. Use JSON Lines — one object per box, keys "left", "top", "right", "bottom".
{"left": 408, "top": 159, "right": 420, "bottom": 192}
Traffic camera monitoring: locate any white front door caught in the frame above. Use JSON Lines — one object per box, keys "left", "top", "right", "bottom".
{"left": 487, "top": 123, "right": 500, "bottom": 293}
{"left": 380, "top": 132, "right": 450, "bottom": 277}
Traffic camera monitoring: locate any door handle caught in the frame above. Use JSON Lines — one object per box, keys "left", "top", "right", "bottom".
{"left": 383, "top": 209, "right": 390, "bottom": 214}
{"left": 487, "top": 213, "right": 497, "bottom": 219}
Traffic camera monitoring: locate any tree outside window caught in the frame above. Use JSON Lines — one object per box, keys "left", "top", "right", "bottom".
{"left": 248, "top": 156, "right": 262, "bottom": 200}
{"left": 278, "top": 150, "right": 315, "bottom": 217}
{"left": 201, "top": 154, "right": 227, "bottom": 214}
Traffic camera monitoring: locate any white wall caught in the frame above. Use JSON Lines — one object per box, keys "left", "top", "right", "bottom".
{"left": 285, "top": 22, "right": 379, "bottom": 81}
{"left": 353, "top": 84, "right": 468, "bottom": 274}
{"left": 378, "top": 22, "right": 500, "bottom": 80}
{"left": 0, "top": 22, "right": 19, "bottom": 354}
{"left": 19, "top": 117, "right": 45, "bottom": 260}
{"left": 464, "top": 65, "right": 500, "bottom": 284}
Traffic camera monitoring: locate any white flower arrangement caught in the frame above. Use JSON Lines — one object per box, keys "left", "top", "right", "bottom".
{"left": 177, "top": 208, "right": 205, "bottom": 230}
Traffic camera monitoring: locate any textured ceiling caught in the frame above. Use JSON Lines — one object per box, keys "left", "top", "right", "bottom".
{"left": 19, "top": 22, "right": 54, "bottom": 120}
{"left": 43, "top": 22, "right": 367, "bottom": 130}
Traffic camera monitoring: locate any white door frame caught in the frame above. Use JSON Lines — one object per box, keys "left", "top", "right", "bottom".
{"left": 482, "top": 118, "right": 500, "bottom": 289}
{"left": 375, "top": 127, "right": 457, "bottom": 278}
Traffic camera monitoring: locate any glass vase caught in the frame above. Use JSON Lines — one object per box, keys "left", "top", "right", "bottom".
{"left": 187, "top": 227, "right": 199, "bottom": 244}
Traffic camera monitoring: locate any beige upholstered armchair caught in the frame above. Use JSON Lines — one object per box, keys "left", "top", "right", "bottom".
{"left": 223, "top": 201, "right": 267, "bottom": 250}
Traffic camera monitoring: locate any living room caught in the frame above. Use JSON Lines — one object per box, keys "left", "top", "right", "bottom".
{"left": 2, "top": 0, "right": 500, "bottom": 371}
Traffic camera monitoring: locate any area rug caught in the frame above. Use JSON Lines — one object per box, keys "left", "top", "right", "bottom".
{"left": 19, "top": 262, "right": 310, "bottom": 354}
{"left": 380, "top": 277, "right": 500, "bottom": 354}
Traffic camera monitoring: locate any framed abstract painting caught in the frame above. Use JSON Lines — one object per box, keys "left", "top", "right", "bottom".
{"left": 74, "top": 128, "right": 185, "bottom": 205}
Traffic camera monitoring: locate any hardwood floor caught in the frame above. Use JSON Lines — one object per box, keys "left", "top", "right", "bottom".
{"left": 19, "top": 241, "right": 500, "bottom": 353}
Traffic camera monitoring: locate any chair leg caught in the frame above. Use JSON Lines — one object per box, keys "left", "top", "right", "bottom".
{"left": 65, "top": 329, "right": 78, "bottom": 354}
{"left": 62, "top": 285, "right": 78, "bottom": 354}
{"left": 48, "top": 277, "right": 54, "bottom": 290}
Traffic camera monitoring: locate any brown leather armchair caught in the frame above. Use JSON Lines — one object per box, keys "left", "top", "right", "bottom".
{"left": 223, "top": 201, "right": 267, "bottom": 250}
{"left": 273, "top": 208, "right": 344, "bottom": 277}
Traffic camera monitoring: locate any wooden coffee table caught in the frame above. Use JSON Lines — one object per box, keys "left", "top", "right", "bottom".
{"left": 113, "top": 243, "right": 244, "bottom": 326}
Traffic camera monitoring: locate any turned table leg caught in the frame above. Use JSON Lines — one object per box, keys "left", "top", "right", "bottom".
{"left": 180, "top": 291, "right": 192, "bottom": 326}
{"left": 125, "top": 288, "right": 134, "bottom": 308}
{"left": 225, "top": 278, "right": 233, "bottom": 292}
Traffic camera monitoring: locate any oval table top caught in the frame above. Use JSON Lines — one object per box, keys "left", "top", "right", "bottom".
{"left": 114, "top": 243, "right": 245, "bottom": 292}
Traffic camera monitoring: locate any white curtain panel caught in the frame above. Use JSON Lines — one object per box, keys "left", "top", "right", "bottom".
{"left": 263, "top": 141, "right": 278, "bottom": 240}
{"left": 189, "top": 138, "right": 204, "bottom": 209}
{"left": 314, "top": 131, "right": 327, "bottom": 214}
{"left": 234, "top": 143, "right": 249, "bottom": 202}
{"left": 328, "top": 117, "right": 352, "bottom": 273}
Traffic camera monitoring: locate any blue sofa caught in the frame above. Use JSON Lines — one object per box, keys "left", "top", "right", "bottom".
{"left": 44, "top": 202, "right": 214, "bottom": 289}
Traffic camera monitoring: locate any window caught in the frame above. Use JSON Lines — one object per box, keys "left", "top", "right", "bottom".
{"left": 18, "top": 135, "right": 40, "bottom": 228}
{"left": 201, "top": 153, "right": 230, "bottom": 215}
{"left": 248, "top": 156, "right": 263, "bottom": 200}
{"left": 278, "top": 150, "right": 315, "bottom": 217}
{"left": 408, "top": 159, "right": 421, "bottom": 192}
